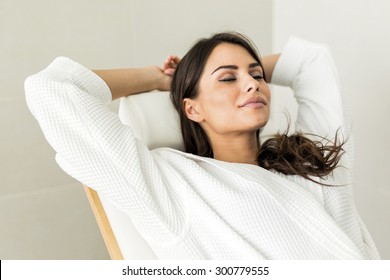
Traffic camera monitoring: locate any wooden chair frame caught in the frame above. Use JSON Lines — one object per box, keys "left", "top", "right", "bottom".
{"left": 83, "top": 185, "right": 124, "bottom": 260}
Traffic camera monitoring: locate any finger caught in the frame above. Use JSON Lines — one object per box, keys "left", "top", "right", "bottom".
{"left": 164, "top": 68, "right": 175, "bottom": 77}
{"left": 171, "top": 55, "right": 181, "bottom": 65}
{"left": 162, "top": 56, "right": 174, "bottom": 70}
{"left": 162, "top": 57, "right": 170, "bottom": 70}
{"left": 167, "top": 56, "right": 180, "bottom": 68}
{"left": 163, "top": 55, "right": 181, "bottom": 70}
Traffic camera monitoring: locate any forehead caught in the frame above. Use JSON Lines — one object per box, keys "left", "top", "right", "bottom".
{"left": 204, "top": 43, "right": 257, "bottom": 70}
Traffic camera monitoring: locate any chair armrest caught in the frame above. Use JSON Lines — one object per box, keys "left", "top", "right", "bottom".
{"left": 83, "top": 185, "right": 124, "bottom": 260}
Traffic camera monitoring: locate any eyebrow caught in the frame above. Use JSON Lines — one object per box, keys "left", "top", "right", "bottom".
{"left": 211, "top": 62, "right": 262, "bottom": 75}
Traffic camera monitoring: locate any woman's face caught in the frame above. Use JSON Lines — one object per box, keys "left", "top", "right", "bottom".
{"left": 184, "top": 43, "right": 271, "bottom": 138}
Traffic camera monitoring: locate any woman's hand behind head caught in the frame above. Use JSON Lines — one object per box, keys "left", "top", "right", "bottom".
{"left": 162, "top": 55, "right": 181, "bottom": 77}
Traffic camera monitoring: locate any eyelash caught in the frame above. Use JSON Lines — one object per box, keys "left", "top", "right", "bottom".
{"left": 219, "top": 75, "right": 264, "bottom": 82}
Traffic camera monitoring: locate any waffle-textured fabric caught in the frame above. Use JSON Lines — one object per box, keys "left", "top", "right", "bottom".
{"left": 25, "top": 37, "right": 380, "bottom": 259}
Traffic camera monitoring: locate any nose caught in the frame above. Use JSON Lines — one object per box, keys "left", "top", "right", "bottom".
{"left": 244, "top": 76, "right": 260, "bottom": 94}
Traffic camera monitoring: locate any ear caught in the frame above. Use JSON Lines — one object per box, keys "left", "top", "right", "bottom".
{"left": 183, "top": 98, "right": 203, "bottom": 123}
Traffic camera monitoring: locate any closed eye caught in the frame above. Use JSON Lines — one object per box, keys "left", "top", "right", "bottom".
{"left": 252, "top": 75, "right": 264, "bottom": 80}
{"left": 219, "top": 77, "right": 236, "bottom": 82}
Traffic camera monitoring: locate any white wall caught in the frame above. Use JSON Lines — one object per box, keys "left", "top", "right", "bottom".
{"left": 0, "top": 0, "right": 135, "bottom": 259}
{"left": 127, "top": 0, "right": 273, "bottom": 67}
{"left": 1, "top": 0, "right": 273, "bottom": 259}
{"left": 272, "top": 0, "right": 390, "bottom": 259}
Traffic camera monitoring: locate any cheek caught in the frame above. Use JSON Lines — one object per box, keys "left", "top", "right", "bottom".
{"left": 261, "top": 83, "right": 271, "bottom": 102}
{"left": 198, "top": 88, "right": 237, "bottom": 117}
{"left": 198, "top": 95, "right": 238, "bottom": 132}
{"left": 201, "top": 97, "right": 234, "bottom": 122}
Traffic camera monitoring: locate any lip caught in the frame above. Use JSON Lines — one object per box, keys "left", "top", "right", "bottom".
{"left": 239, "top": 96, "right": 267, "bottom": 108}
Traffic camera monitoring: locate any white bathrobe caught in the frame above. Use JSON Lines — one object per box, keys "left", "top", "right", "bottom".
{"left": 25, "top": 37, "right": 380, "bottom": 259}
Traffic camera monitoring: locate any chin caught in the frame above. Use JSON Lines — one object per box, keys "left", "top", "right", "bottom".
{"left": 253, "top": 118, "right": 269, "bottom": 130}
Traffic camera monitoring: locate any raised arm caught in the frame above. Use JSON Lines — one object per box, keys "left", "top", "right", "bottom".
{"left": 25, "top": 57, "right": 187, "bottom": 244}
{"left": 93, "top": 66, "right": 171, "bottom": 100}
{"left": 94, "top": 55, "right": 180, "bottom": 100}
{"left": 271, "top": 37, "right": 345, "bottom": 137}
{"left": 270, "top": 37, "right": 353, "bottom": 184}
{"left": 261, "top": 53, "right": 281, "bottom": 83}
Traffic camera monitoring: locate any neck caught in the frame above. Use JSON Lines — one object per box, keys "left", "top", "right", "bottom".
{"left": 209, "top": 132, "right": 259, "bottom": 165}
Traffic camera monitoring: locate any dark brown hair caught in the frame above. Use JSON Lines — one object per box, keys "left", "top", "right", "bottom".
{"left": 170, "top": 32, "right": 344, "bottom": 185}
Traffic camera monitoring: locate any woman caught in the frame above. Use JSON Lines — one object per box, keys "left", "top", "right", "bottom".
{"left": 25, "top": 32, "right": 379, "bottom": 259}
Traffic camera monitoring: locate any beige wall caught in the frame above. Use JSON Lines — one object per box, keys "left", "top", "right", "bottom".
{"left": 272, "top": 0, "right": 390, "bottom": 259}
{"left": 1, "top": 0, "right": 272, "bottom": 259}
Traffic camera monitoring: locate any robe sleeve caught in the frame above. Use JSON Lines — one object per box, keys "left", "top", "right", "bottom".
{"left": 271, "top": 37, "right": 354, "bottom": 183}
{"left": 25, "top": 57, "right": 186, "bottom": 245}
